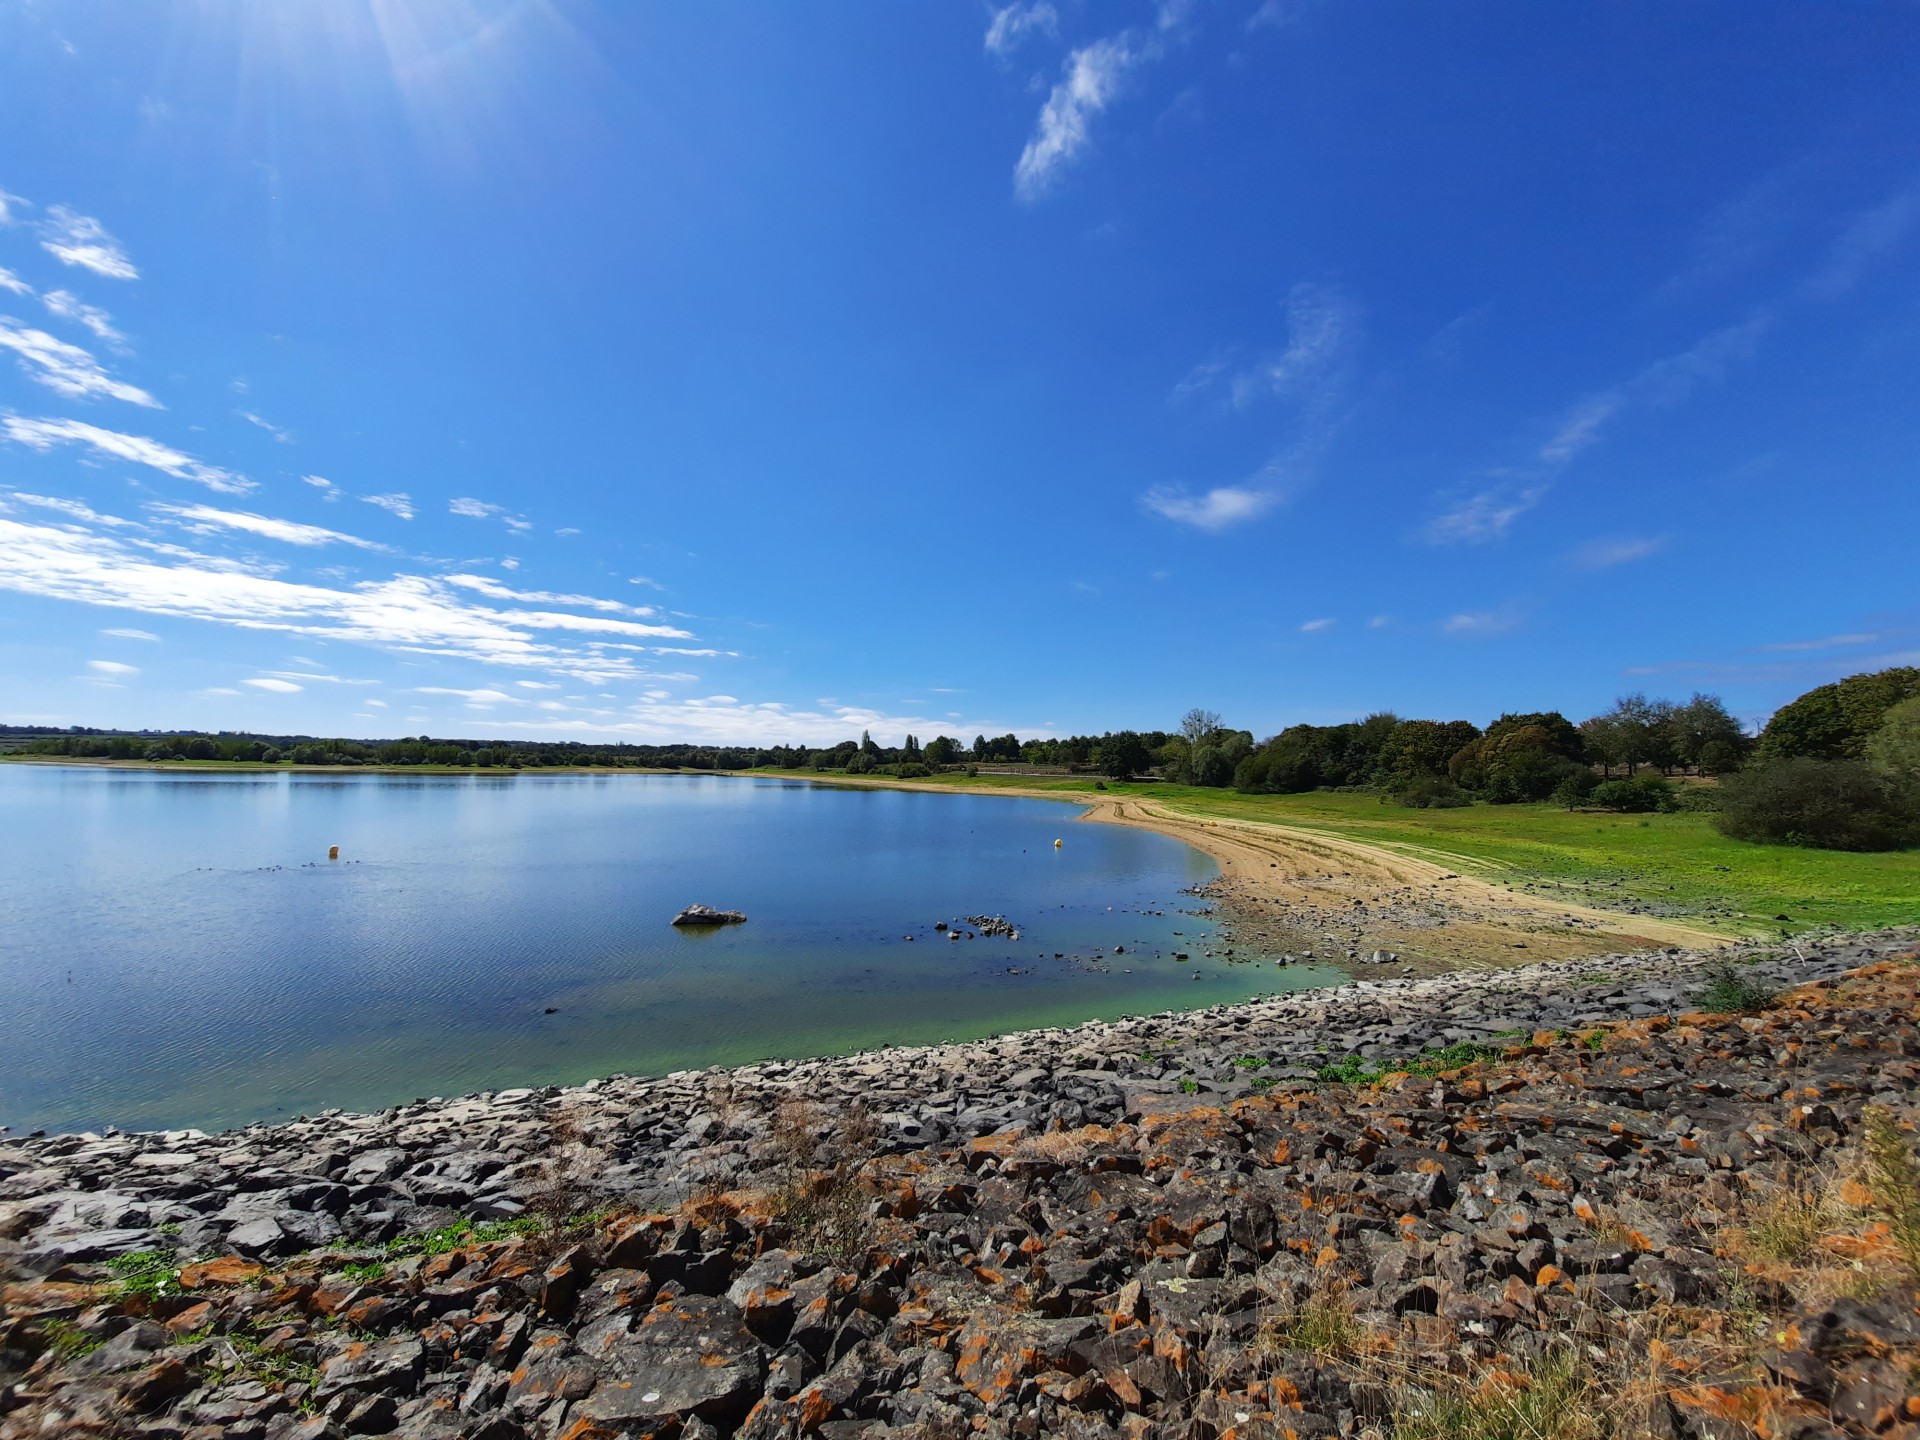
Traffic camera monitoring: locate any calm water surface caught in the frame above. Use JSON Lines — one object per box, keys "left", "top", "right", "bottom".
{"left": 0, "top": 766, "right": 1340, "bottom": 1132}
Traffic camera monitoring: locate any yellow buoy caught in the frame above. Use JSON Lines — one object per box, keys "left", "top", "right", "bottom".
{"left": 328, "top": 845, "right": 339, "bottom": 860}
{"left": 1053, "top": 838, "right": 1062, "bottom": 849}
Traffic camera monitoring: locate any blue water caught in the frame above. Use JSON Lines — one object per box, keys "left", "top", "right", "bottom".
{"left": 0, "top": 766, "right": 1340, "bottom": 1133}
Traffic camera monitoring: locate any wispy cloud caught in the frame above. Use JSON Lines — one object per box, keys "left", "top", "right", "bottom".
{"left": 628, "top": 575, "right": 665, "bottom": 590}
{"left": 265, "top": 669, "right": 376, "bottom": 686}
{"left": 152, "top": 503, "right": 387, "bottom": 551}
{"left": 101, "top": 626, "right": 159, "bottom": 640}
{"left": 361, "top": 492, "right": 415, "bottom": 520}
{"left": 1015, "top": 36, "right": 1142, "bottom": 201}
{"left": 1441, "top": 608, "right": 1521, "bottom": 637}
{"left": 245, "top": 676, "right": 302, "bottom": 693}
{"left": 1140, "top": 484, "right": 1278, "bottom": 531}
{"left": 0, "top": 513, "right": 697, "bottom": 683}
{"left": 985, "top": 1, "right": 1056, "bottom": 57}
{"left": 0, "top": 266, "right": 32, "bottom": 295}
{"left": 0, "top": 188, "right": 26, "bottom": 227}
{"left": 443, "top": 573, "right": 655, "bottom": 616}
{"left": 41, "top": 289, "right": 122, "bottom": 345}
{"left": 4, "top": 417, "right": 251, "bottom": 494}
{"left": 38, "top": 206, "right": 138, "bottom": 280}
{"left": 416, "top": 686, "right": 523, "bottom": 706}
{"left": 1227, "top": 282, "right": 1359, "bottom": 409}
{"left": 0, "top": 320, "right": 158, "bottom": 405}
{"left": 1421, "top": 484, "right": 1547, "bottom": 546}
{"left": 1569, "top": 534, "right": 1669, "bottom": 570}
{"left": 9, "top": 492, "right": 137, "bottom": 527}
{"left": 1757, "top": 632, "right": 1883, "bottom": 653}
{"left": 1805, "top": 184, "right": 1920, "bottom": 302}
{"left": 237, "top": 410, "right": 293, "bottom": 443}
{"left": 450, "top": 495, "right": 532, "bottom": 531}
{"left": 302, "top": 474, "right": 339, "bottom": 502}
{"left": 88, "top": 658, "right": 138, "bottom": 675}
{"left": 1151, "top": 282, "right": 1360, "bottom": 531}
{"left": 1298, "top": 617, "right": 1335, "bottom": 633}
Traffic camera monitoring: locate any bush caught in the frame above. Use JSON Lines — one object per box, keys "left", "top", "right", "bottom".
{"left": 1714, "top": 757, "right": 1918, "bottom": 851}
{"left": 1670, "top": 784, "right": 1722, "bottom": 813}
{"left": 1388, "top": 775, "right": 1469, "bottom": 809}
{"left": 1589, "top": 776, "right": 1673, "bottom": 813}
{"left": 891, "top": 762, "right": 931, "bottom": 779}
{"left": 1696, "top": 962, "right": 1777, "bottom": 1014}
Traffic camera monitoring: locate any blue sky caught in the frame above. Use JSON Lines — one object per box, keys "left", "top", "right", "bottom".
{"left": 0, "top": 2, "right": 1915, "bottom": 746}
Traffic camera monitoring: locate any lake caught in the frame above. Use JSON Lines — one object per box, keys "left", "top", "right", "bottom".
{"left": 0, "top": 765, "right": 1342, "bottom": 1133}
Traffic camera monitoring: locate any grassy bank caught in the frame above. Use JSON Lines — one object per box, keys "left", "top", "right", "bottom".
{"left": 763, "top": 770, "right": 1920, "bottom": 938}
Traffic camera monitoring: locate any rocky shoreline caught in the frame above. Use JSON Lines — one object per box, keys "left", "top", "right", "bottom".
{"left": 5, "top": 926, "right": 1920, "bottom": 1438}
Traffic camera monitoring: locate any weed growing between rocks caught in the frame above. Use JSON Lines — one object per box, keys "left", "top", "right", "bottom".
{"left": 1389, "top": 1348, "right": 1601, "bottom": 1440}
{"left": 519, "top": 1106, "right": 598, "bottom": 1262}
{"left": 1696, "top": 960, "right": 1778, "bottom": 1013}
{"left": 102, "top": 1250, "right": 179, "bottom": 1303}
{"left": 1861, "top": 1104, "right": 1920, "bottom": 1272}
{"left": 761, "top": 1096, "right": 881, "bottom": 1260}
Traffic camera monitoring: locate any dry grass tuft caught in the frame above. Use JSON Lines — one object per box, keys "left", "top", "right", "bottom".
{"left": 1861, "top": 1105, "right": 1920, "bottom": 1273}
{"left": 1390, "top": 1349, "right": 1602, "bottom": 1440}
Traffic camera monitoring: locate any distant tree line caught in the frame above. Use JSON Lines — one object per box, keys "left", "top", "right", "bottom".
{"left": 11, "top": 666, "right": 1917, "bottom": 850}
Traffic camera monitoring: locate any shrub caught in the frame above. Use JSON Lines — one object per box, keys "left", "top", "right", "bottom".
{"left": 891, "top": 762, "right": 931, "bottom": 779}
{"left": 1714, "top": 757, "right": 1917, "bottom": 851}
{"left": 1389, "top": 775, "right": 1469, "bottom": 809}
{"left": 1696, "top": 962, "right": 1777, "bottom": 1014}
{"left": 1589, "top": 776, "right": 1673, "bottom": 813}
{"left": 1670, "top": 784, "right": 1722, "bottom": 813}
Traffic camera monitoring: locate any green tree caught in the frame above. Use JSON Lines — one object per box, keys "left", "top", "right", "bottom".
{"left": 1757, "top": 667, "right": 1920, "bottom": 761}
{"left": 1866, "top": 697, "right": 1920, "bottom": 786}
{"left": 1667, "top": 692, "right": 1747, "bottom": 772}
{"left": 1095, "top": 731, "right": 1151, "bottom": 780}
{"left": 1179, "top": 708, "right": 1223, "bottom": 746}
{"left": 1716, "top": 757, "right": 1918, "bottom": 852}
{"left": 924, "top": 736, "right": 958, "bottom": 766}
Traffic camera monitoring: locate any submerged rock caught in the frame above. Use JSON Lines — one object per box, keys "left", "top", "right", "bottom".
{"left": 672, "top": 904, "right": 747, "bottom": 927}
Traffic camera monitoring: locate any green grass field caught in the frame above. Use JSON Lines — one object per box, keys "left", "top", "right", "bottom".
{"left": 776, "top": 770, "right": 1920, "bottom": 939}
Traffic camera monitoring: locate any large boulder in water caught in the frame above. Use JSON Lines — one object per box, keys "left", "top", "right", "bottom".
{"left": 672, "top": 904, "right": 747, "bottom": 927}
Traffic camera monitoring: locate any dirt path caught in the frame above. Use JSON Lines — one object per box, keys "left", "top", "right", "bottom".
{"left": 1077, "top": 793, "right": 1726, "bottom": 972}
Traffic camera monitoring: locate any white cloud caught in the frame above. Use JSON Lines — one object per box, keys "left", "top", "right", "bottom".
{"left": 302, "top": 474, "right": 340, "bottom": 502}
{"left": 100, "top": 626, "right": 159, "bottom": 641}
{"left": 1015, "top": 37, "right": 1140, "bottom": 201}
{"left": 628, "top": 575, "right": 664, "bottom": 590}
{"left": 443, "top": 573, "right": 653, "bottom": 616}
{"left": 237, "top": 410, "right": 293, "bottom": 443}
{"left": 1421, "top": 484, "right": 1546, "bottom": 546}
{"left": 0, "top": 320, "right": 158, "bottom": 405}
{"left": 0, "top": 267, "right": 31, "bottom": 295}
{"left": 88, "top": 658, "right": 138, "bottom": 675}
{"left": 0, "top": 513, "right": 695, "bottom": 684}
{"left": 361, "top": 492, "right": 415, "bottom": 520}
{"left": 39, "top": 206, "right": 138, "bottom": 280}
{"left": 449, "top": 497, "right": 500, "bottom": 518}
{"left": 1140, "top": 483, "right": 1277, "bottom": 531}
{"left": 1758, "top": 632, "right": 1882, "bottom": 653}
{"left": 4, "top": 417, "right": 251, "bottom": 493}
{"left": 417, "top": 686, "right": 522, "bottom": 706}
{"left": 0, "top": 189, "right": 25, "bottom": 226}
{"left": 197, "top": 687, "right": 241, "bottom": 697}
{"left": 1805, "top": 186, "right": 1920, "bottom": 301}
{"left": 1298, "top": 617, "right": 1335, "bottom": 633}
{"left": 365, "top": 698, "right": 388, "bottom": 707}
{"left": 1569, "top": 534, "right": 1668, "bottom": 570}
{"left": 554, "top": 526, "right": 580, "bottom": 537}
{"left": 41, "top": 289, "right": 123, "bottom": 345}
{"left": 1229, "top": 283, "right": 1359, "bottom": 409}
{"left": 245, "top": 677, "right": 302, "bottom": 693}
{"left": 265, "top": 670, "right": 375, "bottom": 686}
{"left": 1368, "top": 614, "right": 1392, "bottom": 629}
{"left": 985, "top": 1, "right": 1057, "bottom": 56}
{"left": 9, "top": 492, "right": 137, "bottom": 527}
{"left": 1442, "top": 609, "right": 1520, "bottom": 637}
{"left": 152, "top": 502, "right": 386, "bottom": 550}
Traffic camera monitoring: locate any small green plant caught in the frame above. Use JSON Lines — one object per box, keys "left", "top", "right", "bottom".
{"left": 1697, "top": 962, "right": 1777, "bottom": 1014}
{"left": 1862, "top": 1106, "right": 1920, "bottom": 1273}
{"left": 1249, "top": 1077, "right": 1276, "bottom": 1092}
{"left": 1264, "top": 1296, "right": 1362, "bottom": 1360}
{"left": 1315, "top": 1055, "right": 1382, "bottom": 1085}
{"left": 36, "top": 1319, "right": 102, "bottom": 1362}
{"left": 340, "top": 1259, "right": 386, "bottom": 1283}
{"left": 384, "top": 1215, "right": 540, "bottom": 1260}
{"left": 105, "top": 1249, "right": 181, "bottom": 1302}
{"left": 1233, "top": 1056, "right": 1269, "bottom": 1070}
{"left": 1392, "top": 1349, "right": 1599, "bottom": 1440}
{"left": 1178, "top": 1078, "right": 1200, "bottom": 1094}
{"left": 1582, "top": 1029, "right": 1607, "bottom": 1050}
